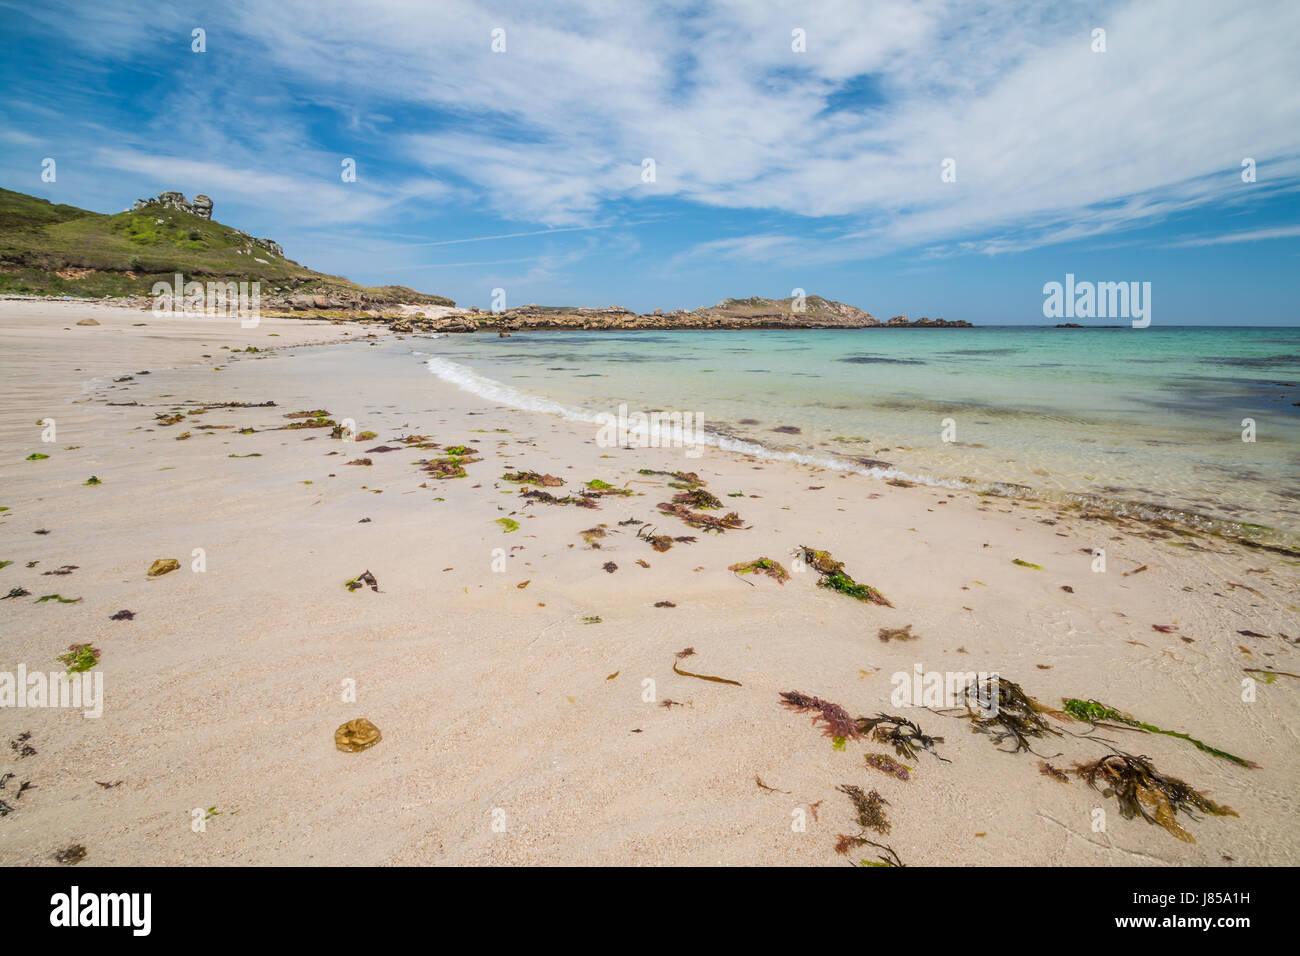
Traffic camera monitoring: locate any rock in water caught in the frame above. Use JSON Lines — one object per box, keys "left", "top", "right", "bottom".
{"left": 147, "top": 558, "right": 180, "bottom": 576}
{"left": 335, "top": 718, "right": 382, "bottom": 753}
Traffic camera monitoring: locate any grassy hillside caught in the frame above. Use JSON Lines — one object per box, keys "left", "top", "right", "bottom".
{"left": 0, "top": 187, "right": 453, "bottom": 306}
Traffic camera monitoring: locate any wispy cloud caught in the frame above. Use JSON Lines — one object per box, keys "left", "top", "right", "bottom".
{"left": 1165, "top": 225, "right": 1300, "bottom": 247}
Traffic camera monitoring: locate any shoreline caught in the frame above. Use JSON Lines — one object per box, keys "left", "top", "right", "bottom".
{"left": 2, "top": 300, "right": 1298, "bottom": 866}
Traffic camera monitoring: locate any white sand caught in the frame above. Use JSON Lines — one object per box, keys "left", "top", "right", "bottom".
{"left": 1, "top": 300, "right": 1296, "bottom": 866}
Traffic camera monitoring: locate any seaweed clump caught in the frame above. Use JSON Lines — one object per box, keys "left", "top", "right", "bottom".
{"left": 521, "top": 488, "right": 598, "bottom": 509}
{"left": 420, "top": 444, "right": 480, "bottom": 480}
{"left": 657, "top": 501, "right": 745, "bottom": 532}
{"left": 838, "top": 784, "right": 890, "bottom": 834}
{"left": 797, "top": 545, "right": 892, "bottom": 607}
{"left": 959, "top": 676, "right": 1061, "bottom": 754}
{"left": 502, "top": 471, "right": 563, "bottom": 486}
{"left": 57, "top": 644, "right": 100, "bottom": 673}
{"left": 585, "top": 479, "right": 634, "bottom": 497}
{"left": 834, "top": 786, "right": 904, "bottom": 866}
{"left": 780, "top": 690, "right": 860, "bottom": 740}
{"left": 728, "top": 557, "right": 789, "bottom": 585}
{"left": 859, "top": 714, "right": 948, "bottom": 761}
{"left": 1073, "top": 752, "right": 1237, "bottom": 843}
{"left": 672, "top": 488, "right": 722, "bottom": 510}
{"left": 638, "top": 468, "right": 705, "bottom": 489}
{"left": 637, "top": 524, "right": 676, "bottom": 551}
{"left": 865, "top": 752, "right": 911, "bottom": 781}
{"left": 1062, "top": 698, "right": 1258, "bottom": 769}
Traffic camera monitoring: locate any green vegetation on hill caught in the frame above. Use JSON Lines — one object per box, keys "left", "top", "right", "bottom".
{"left": 0, "top": 187, "right": 452, "bottom": 306}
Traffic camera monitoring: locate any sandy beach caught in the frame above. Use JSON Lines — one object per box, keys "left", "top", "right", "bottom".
{"left": 1, "top": 300, "right": 1297, "bottom": 866}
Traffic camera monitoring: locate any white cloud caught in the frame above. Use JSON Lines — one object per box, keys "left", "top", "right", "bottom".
{"left": 13, "top": 0, "right": 1300, "bottom": 265}
{"left": 1165, "top": 224, "right": 1300, "bottom": 247}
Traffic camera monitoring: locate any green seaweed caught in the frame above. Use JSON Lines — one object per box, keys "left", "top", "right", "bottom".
{"left": 820, "top": 570, "right": 892, "bottom": 606}
{"left": 26, "top": 453, "right": 49, "bottom": 461}
{"left": 1062, "top": 698, "right": 1258, "bottom": 768}
{"left": 502, "top": 471, "right": 563, "bottom": 486}
{"left": 495, "top": 517, "right": 520, "bottom": 533}
{"left": 797, "top": 546, "right": 892, "bottom": 606}
{"left": 586, "top": 479, "right": 634, "bottom": 496}
{"left": 83, "top": 476, "right": 101, "bottom": 485}
{"left": 36, "top": 594, "right": 81, "bottom": 604}
{"left": 56, "top": 644, "right": 99, "bottom": 673}
{"left": 729, "top": 557, "right": 789, "bottom": 584}
{"left": 1011, "top": 558, "right": 1042, "bottom": 570}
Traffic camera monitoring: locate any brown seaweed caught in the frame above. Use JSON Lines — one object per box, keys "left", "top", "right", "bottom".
{"left": 637, "top": 524, "right": 675, "bottom": 551}
{"left": 877, "top": 625, "right": 918, "bottom": 643}
{"left": 672, "top": 488, "right": 723, "bottom": 510}
{"left": 638, "top": 468, "right": 705, "bottom": 489}
{"left": 673, "top": 648, "right": 741, "bottom": 686}
{"left": 960, "top": 676, "right": 1061, "bottom": 754}
{"left": 345, "top": 570, "right": 380, "bottom": 592}
{"left": 834, "top": 786, "right": 905, "bottom": 866}
{"left": 838, "top": 784, "right": 891, "bottom": 834}
{"left": 657, "top": 501, "right": 745, "bottom": 532}
{"left": 865, "top": 752, "right": 911, "bottom": 781}
{"left": 1039, "top": 761, "right": 1070, "bottom": 783}
{"left": 859, "top": 714, "right": 947, "bottom": 761}
{"left": 54, "top": 845, "right": 87, "bottom": 865}
{"left": 521, "top": 488, "right": 598, "bottom": 508}
{"left": 579, "top": 525, "right": 608, "bottom": 546}
{"left": 502, "top": 471, "right": 564, "bottom": 486}
{"left": 1073, "top": 752, "right": 1237, "bottom": 843}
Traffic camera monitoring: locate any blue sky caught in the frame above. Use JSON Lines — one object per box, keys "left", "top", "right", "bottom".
{"left": 2, "top": 0, "right": 1298, "bottom": 323}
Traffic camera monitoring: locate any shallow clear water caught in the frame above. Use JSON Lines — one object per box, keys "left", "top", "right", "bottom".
{"left": 415, "top": 326, "right": 1300, "bottom": 543}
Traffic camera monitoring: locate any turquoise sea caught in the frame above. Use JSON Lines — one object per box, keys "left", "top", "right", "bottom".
{"left": 417, "top": 326, "right": 1300, "bottom": 545}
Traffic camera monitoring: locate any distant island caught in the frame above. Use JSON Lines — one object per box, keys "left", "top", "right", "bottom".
{"left": 0, "top": 186, "right": 969, "bottom": 329}
{"left": 388, "top": 298, "right": 970, "bottom": 332}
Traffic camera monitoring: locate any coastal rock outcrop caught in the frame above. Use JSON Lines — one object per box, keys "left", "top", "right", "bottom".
{"left": 130, "top": 192, "right": 284, "bottom": 258}
{"left": 132, "top": 191, "right": 214, "bottom": 220}
{"left": 374, "top": 296, "right": 970, "bottom": 332}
